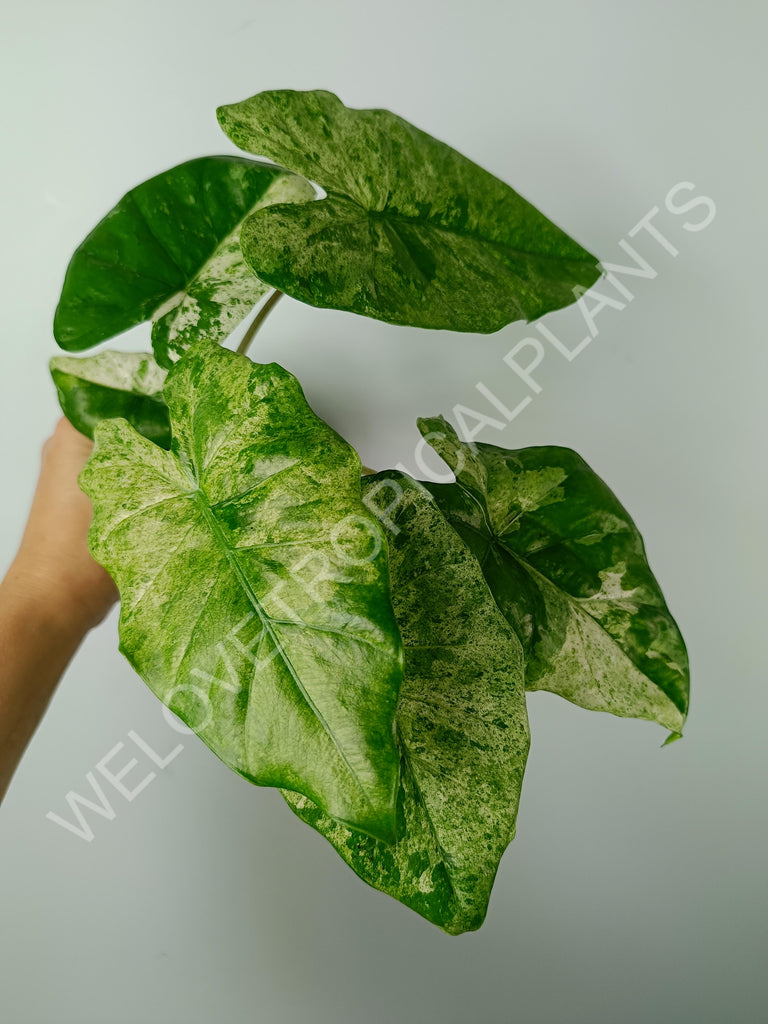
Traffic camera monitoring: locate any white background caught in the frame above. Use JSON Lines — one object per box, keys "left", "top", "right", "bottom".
{"left": 1, "top": 2, "right": 766, "bottom": 1021}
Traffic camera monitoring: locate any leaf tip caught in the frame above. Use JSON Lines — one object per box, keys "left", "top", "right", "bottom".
{"left": 416, "top": 413, "right": 451, "bottom": 438}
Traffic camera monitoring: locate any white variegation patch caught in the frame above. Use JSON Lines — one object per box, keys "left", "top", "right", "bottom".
{"left": 527, "top": 572, "right": 684, "bottom": 734}
{"left": 151, "top": 173, "right": 315, "bottom": 357}
{"left": 590, "top": 565, "right": 641, "bottom": 604}
{"left": 495, "top": 466, "right": 567, "bottom": 519}
{"left": 50, "top": 351, "right": 167, "bottom": 395}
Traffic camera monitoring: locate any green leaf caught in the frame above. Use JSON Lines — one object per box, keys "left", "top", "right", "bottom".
{"left": 284, "top": 472, "right": 530, "bottom": 934}
{"left": 79, "top": 340, "right": 404, "bottom": 841}
{"left": 50, "top": 351, "right": 171, "bottom": 448}
{"left": 53, "top": 156, "right": 315, "bottom": 368}
{"left": 417, "top": 417, "right": 689, "bottom": 736}
{"left": 217, "top": 89, "right": 600, "bottom": 333}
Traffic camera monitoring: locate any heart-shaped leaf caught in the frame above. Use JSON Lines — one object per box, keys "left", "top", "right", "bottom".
{"left": 50, "top": 351, "right": 170, "bottom": 448}
{"left": 284, "top": 472, "right": 529, "bottom": 934}
{"left": 217, "top": 89, "right": 600, "bottom": 333}
{"left": 54, "top": 156, "right": 315, "bottom": 368}
{"left": 418, "top": 417, "right": 689, "bottom": 738}
{"left": 79, "top": 340, "right": 404, "bottom": 841}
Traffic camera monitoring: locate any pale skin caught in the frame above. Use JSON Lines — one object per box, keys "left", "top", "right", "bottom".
{"left": 0, "top": 418, "right": 118, "bottom": 803}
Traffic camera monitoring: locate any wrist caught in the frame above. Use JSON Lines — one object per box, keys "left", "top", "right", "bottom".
{"left": 2, "top": 555, "right": 102, "bottom": 637}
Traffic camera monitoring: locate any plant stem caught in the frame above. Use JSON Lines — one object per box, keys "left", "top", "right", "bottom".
{"left": 237, "top": 290, "right": 284, "bottom": 356}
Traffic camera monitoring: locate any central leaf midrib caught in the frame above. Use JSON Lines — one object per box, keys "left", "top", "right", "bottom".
{"left": 191, "top": 490, "right": 377, "bottom": 814}
{"left": 322, "top": 189, "right": 593, "bottom": 267}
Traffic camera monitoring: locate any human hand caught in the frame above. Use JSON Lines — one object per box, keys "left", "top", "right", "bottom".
{"left": 9, "top": 418, "right": 118, "bottom": 632}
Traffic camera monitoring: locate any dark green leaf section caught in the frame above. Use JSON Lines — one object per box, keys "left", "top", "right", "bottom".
{"left": 50, "top": 351, "right": 171, "bottom": 448}
{"left": 217, "top": 89, "right": 601, "bottom": 333}
{"left": 284, "top": 472, "right": 529, "bottom": 934}
{"left": 418, "top": 417, "right": 689, "bottom": 736}
{"left": 53, "top": 156, "right": 314, "bottom": 368}
{"left": 79, "top": 340, "right": 404, "bottom": 841}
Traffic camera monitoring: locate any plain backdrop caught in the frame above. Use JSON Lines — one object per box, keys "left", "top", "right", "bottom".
{"left": 1, "top": 2, "right": 766, "bottom": 1022}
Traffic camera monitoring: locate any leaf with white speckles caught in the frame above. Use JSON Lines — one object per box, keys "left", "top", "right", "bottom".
{"left": 418, "top": 417, "right": 689, "bottom": 738}
{"left": 50, "top": 350, "right": 170, "bottom": 448}
{"left": 79, "top": 340, "right": 404, "bottom": 842}
{"left": 54, "top": 156, "right": 315, "bottom": 368}
{"left": 217, "top": 89, "right": 600, "bottom": 333}
{"left": 283, "top": 472, "right": 530, "bottom": 934}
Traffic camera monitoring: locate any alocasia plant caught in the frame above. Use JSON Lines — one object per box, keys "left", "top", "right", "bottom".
{"left": 48, "top": 88, "right": 689, "bottom": 933}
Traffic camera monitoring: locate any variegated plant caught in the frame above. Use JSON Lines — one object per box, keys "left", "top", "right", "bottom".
{"left": 50, "top": 89, "right": 689, "bottom": 934}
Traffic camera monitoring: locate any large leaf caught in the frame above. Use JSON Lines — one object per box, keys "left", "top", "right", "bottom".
{"left": 284, "top": 472, "right": 530, "bottom": 934}
{"left": 217, "top": 89, "right": 601, "bottom": 333}
{"left": 79, "top": 340, "right": 404, "bottom": 841}
{"left": 417, "top": 417, "right": 689, "bottom": 737}
{"left": 50, "top": 351, "right": 170, "bottom": 448}
{"left": 54, "top": 156, "right": 314, "bottom": 368}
